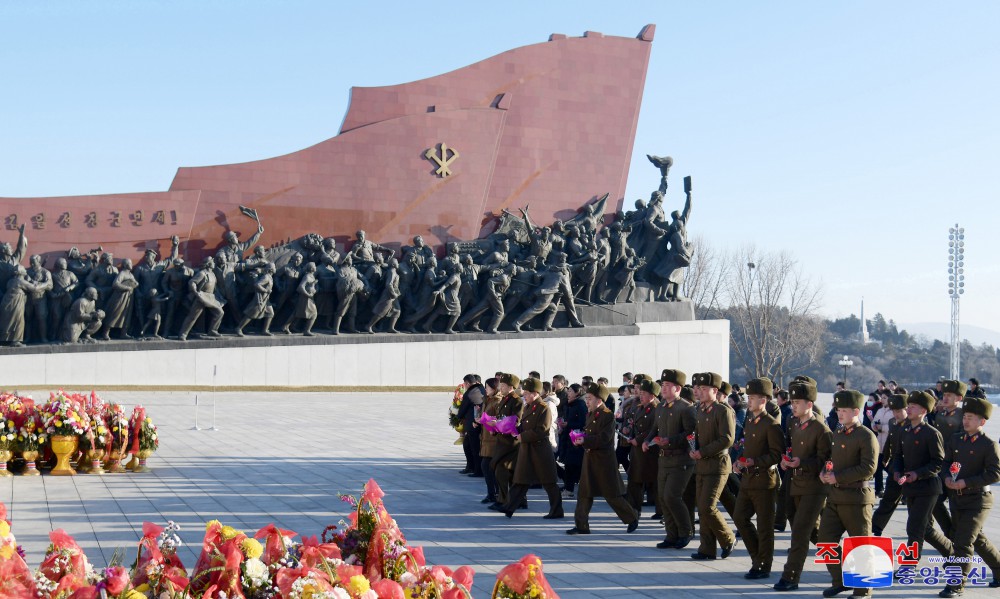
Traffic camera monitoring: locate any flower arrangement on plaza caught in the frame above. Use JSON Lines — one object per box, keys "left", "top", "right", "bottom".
{"left": 135, "top": 410, "right": 159, "bottom": 453}
{"left": 105, "top": 403, "right": 131, "bottom": 453}
{"left": 0, "top": 390, "right": 159, "bottom": 475}
{"left": 0, "top": 480, "right": 537, "bottom": 599}
{"left": 40, "top": 392, "right": 90, "bottom": 437}
{"left": 448, "top": 384, "right": 466, "bottom": 434}
{"left": 492, "top": 554, "right": 559, "bottom": 599}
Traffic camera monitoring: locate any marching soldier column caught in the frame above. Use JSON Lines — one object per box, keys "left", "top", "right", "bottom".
{"left": 480, "top": 372, "right": 1000, "bottom": 596}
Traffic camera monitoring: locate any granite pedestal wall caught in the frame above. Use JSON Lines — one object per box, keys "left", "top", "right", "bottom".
{"left": 0, "top": 319, "right": 728, "bottom": 389}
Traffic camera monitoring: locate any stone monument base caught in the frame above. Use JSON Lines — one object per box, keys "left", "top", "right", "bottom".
{"left": 1, "top": 319, "right": 729, "bottom": 390}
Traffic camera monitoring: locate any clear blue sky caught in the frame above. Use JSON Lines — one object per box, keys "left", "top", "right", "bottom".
{"left": 1, "top": 2, "right": 997, "bottom": 332}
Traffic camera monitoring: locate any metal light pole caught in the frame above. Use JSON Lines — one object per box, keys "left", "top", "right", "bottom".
{"left": 839, "top": 355, "right": 853, "bottom": 387}
{"left": 948, "top": 225, "right": 965, "bottom": 380}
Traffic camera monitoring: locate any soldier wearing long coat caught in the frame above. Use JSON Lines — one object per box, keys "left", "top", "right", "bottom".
{"left": 566, "top": 383, "right": 638, "bottom": 535}
{"left": 502, "top": 378, "right": 563, "bottom": 519}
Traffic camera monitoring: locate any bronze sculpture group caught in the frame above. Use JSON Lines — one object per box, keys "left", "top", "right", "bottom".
{"left": 0, "top": 156, "right": 693, "bottom": 345}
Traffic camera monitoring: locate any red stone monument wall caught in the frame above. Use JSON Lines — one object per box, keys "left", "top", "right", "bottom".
{"left": 0, "top": 25, "right": 654, "bottom": 263}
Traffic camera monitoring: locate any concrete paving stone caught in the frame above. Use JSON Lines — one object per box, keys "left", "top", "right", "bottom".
{"left": 3, "top": 390, "right": 998, "bottom": 597}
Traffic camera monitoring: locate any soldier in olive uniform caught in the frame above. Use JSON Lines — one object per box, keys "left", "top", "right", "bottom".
{"left": 892, "top": 390, "right": 954, "bottom": 569}
{"left": 932, "top": 380, "right": 966, "bottom": 538}
{"left": 644, "top": 368, "right": 697, "bottom": 549}
{"left": 488, "top": 373, "right": 523, "bottom": 511}
{"left": 939, "top": 396, "right": 1000, "bottom": 597}
{"left": 503, "top": 377, "right": 564, "bottom": 519}
{"left": 733, "top": 377, "right": 784, "bottom": 579}
{"left": 816, "top": 390, "right": 879, "bottom": 598}
{"left": 627, "top": 379, "right": 661, "bottom": 516}
{"left": 690, "top": 372, "right": 737, "bottom": 561}
{"left": 872, "top": 393, "right": 909, "bottom": 535}
{"left": 774, "top": 379, "right": 832, "bottom": 592}
{"left": 567, "top": 383, "right": 639, "bottom": 535}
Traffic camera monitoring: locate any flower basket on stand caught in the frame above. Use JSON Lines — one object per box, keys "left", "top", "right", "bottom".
{"left": 103, "top": 403, "right": 129, "bottom": 473}
{"left": 128, "top": 406, "right": 158, "bottom": 473}
{"left": 40, "top": 393, "right": 89, "bottom": 476}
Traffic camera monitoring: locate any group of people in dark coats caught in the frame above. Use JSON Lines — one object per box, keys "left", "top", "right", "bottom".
{"left": 453, "top": 369, "right": 1000, "bottom": 598}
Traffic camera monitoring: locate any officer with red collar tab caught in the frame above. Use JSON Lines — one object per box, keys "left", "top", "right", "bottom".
{"left": 689, "top": 371, "right": 737, "bottom": 561}
{"left": 733, "top": 377, "right": 783, "bottom": 580}
{"left": 938, "top": 396, "right": 1000, "bottom": 597}
{"left": 816, "top": 389, "right": 878, "bottom": 598}
{"left": 773, "top": 378, "right": 832, "bottom": 592}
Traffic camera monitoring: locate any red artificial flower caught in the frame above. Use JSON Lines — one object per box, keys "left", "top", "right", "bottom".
{"left": 371, "top": 578, "right": 405, "bottom": 599}
{"left": 104, "top": 566, "right": 129, "bottom": 595}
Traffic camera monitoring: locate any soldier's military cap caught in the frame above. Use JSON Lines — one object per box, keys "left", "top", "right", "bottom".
{"left": 499, "top": 373, "right": 520, "bottom": 388}
{"left": 692, "top": 372, "right": 723, "bottom": 388}
{"left": 833, "top": 389, "right": 865, "bottom": 409}
{"left": 660, "top": 369, "right": 687, "bottom": 386}
{"left": 680, "top": 386, "right": 694, "bottom": 402}
{"left": 587, "top": 382, "right": 610, "bottom": 401}
{"left": 719, "top": 381, "right": 732, "bottom": 396}
{"left": 793, "top": 375, "right": 818, "bottom": 386}
{"left": 963, "top": 396, "right": 992, "bottom": 420}
{"left": 941, "top": 379, "right": 968, "bottom": 397}
{"left": 889, "top": 393, "right": 907, "bottom": 410}
{"left": 632, "top": 373, "right": 652, "bottom": 385}
{"left": 746, "top": 377, "right": 774, "bottom": 398}
{"left": 521, "top": 377, "right": 543, "bottom": 393}
{"left": 907, "top": 390, "right": 936, "bottom": 413}
{"left": 640, "top": 379, "right": 661, "bottom": 397}
{"left": 789, "top": 381, "right": 818, "bottom": 402}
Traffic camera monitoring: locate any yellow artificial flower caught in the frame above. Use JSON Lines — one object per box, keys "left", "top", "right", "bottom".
{"left": 241, "top": 537, "right": 263, "bottom": 559}
{"left": 145, "top": 417, "right": 152, "bottom": 423}
{"left": 0, "top": 520, "right": 10, "bottom": 537}
{"left": 205, "top": 520, "right": 221, "bottom": 531}
{"left": 0, "top": 545, "right": 13, "bottom": 560}
{"left": 134, "top": 583, "right": 150, "bottom": 592}
{"left": 124, "top": 590, "right": 147, "bottom": 599}
{"left": 349, "top": 575, "right": 371, "bottom": 596}
{"left": 54, "top": 419, "right": 62, "bottom": 427}
{"left": 220, "top": 525, "right": 241, "bottom": 540}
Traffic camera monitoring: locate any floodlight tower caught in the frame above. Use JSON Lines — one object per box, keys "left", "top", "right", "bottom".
{"left": 947, "top": 224, "right": 965, "bottom": 379}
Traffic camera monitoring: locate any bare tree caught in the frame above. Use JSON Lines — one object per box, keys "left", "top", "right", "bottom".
{"left": 681, "top": 235, "right": 730, "bottom": 319}
{"left": 724, "top": 244, "right": 825, "bottom": 386}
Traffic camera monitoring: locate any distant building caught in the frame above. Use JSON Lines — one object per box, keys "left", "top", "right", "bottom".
{"left": 859, "top": 299, "right": 870, "bottom": 343}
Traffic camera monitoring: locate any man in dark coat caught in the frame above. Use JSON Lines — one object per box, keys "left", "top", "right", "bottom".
{"left": 627, "top": 379, "right": 660, "bottom": 516}
{"left": 892, "top": 391, "right": 954, "bottom": 572}
{"left": 566, "top": 383, "right": 638, "bottom": 534}
{"left": 503, "top": 377, "right": 564, "bottom": 519}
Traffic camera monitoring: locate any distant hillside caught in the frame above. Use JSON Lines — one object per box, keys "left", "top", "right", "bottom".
{"left": 899, "top": 322, "right": 1000, "bottom": 348}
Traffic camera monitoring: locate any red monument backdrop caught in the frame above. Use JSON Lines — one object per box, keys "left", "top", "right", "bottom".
{"left": 0, "top": 25, "right": 654, "bottom": 262}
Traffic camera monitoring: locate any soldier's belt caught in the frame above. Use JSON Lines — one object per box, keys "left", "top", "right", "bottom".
{"left": 834, "top": 480, "right": 872, "bottom": 489}
{"left": 953, "top": 486, "right": 992, "bottom": 496}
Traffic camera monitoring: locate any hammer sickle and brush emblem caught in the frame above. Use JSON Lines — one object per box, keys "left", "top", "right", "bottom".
{"left": 425, "top": 143, "right": 459, "bottom": 177}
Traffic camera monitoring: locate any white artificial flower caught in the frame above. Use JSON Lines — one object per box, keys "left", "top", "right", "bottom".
{"left": 360, "top": 591, "right": 378, "bottom": 599}
{"left": 330, "top": 588, "right": 351, "bottom": 599}
{"left": 243, "top": 558, "right": 268, "bottom": 586}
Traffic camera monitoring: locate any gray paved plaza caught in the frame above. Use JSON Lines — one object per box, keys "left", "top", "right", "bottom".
{"left": 2, "top": 390, "right": 998, "bottom": 598}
